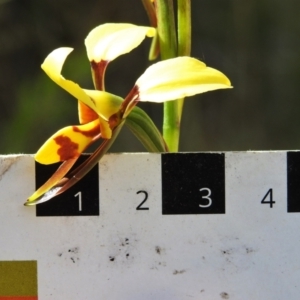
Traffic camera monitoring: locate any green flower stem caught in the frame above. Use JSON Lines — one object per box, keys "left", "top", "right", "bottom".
{"left": 178, "top": 0, "right": 191, "bottom": 57}
{"left": 155, "top": 0, "right": 177, "bottom": 60}
{"left": 163, "top": 101, "right": 180, "bottom": 152}
{"left": 155, "top": 0, "right": 179, "bottom": 152}
{"left": 155, "top": 0, "right": 191, "bottom": 151}
{"left": 177, "top": 0, "right": 191, "bottom": 123}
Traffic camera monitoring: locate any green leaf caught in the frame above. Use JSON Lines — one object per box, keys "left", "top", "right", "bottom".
{"left": 126, "top": 106, "right": 167, "bottom": 152}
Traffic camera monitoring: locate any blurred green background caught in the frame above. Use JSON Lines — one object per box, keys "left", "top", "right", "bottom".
{"left": 1, "top": 0, "right": 300, "bottom": 154}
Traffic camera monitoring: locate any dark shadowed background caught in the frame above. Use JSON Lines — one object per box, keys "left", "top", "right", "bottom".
{"left": 1, "top": 0, "right": 300, "bottom": 153}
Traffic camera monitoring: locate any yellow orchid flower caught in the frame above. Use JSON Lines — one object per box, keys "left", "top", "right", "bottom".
{"left": 35, "top": 23, "right": 156, "bottom": 164}
{"left": 25, "top": 23, "right": 156, "bottom": 205}
{"left": 25, "top": 22, "right": 232, "bottom": 205}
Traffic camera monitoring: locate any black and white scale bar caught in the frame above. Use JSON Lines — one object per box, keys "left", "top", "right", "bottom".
{"left": 2, "top": 152, "right": 300, "bottom": 299}
{"left": 33, "top": 151, "right": 300, "bottom": 216}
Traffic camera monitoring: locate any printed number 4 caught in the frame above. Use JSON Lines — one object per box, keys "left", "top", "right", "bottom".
{"left": 261, "top": 188, "right": 275, "bottom": 208}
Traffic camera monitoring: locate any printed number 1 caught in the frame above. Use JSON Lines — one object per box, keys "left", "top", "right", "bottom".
{"left": 74, "top": 192, "right": 82, "bottom": 211}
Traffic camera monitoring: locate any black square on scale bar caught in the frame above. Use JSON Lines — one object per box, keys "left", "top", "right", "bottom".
{"left": 287, "top": 151, "right": 300, "bottom": 213}
{"left": 162, "top": 153, "right": 225, "bottom": 215}
{"left": 36, "top": 155, "right": 99, "bottom": 217}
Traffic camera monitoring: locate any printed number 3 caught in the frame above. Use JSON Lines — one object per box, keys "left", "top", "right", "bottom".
{"left": 199, "top": 188, "right": 212, "bottom": 208}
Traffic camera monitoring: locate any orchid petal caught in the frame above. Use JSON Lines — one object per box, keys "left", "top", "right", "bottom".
{"left": 84, "top": 89, "right": 122, "bottom": 121}
{"left": 41, "top": 47, "right": 98, "bottom": 112}
{"left": 136, "top": 57, "right": 232, "bottom": 102}
{"left": 83, "top": 89, "right": 123, "bottom": 138}
{"left": 35, "top": 119, "right": 100, "bottom": 164}
{"left": 85, "top": 23, "right": 156, "bottom": 62}
{"left": 42, "top": 47, "right": 123, "bottom": 132}
{"left": 99, "top": 118, "right": 113, "bottom": 139}
{"left": 78, "top": 102, "right": 98, "bottom": 124}
{"left": 77, "top": 92, "right": 122, "bottom": 137}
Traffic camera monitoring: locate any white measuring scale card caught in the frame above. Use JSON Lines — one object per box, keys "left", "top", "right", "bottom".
{"left": 0, "top": 151, "right": 299, "bottom": 299}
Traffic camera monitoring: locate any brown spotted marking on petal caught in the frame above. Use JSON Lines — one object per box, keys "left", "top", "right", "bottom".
{"left": 54, "top": 136, "right": 80, "bottom": 161}
{"left": 72, "top": 124, "right": 100, "bottom": 138}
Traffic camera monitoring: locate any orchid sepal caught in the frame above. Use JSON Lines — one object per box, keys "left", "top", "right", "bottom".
{"left": 85, "top": 23, "right": 156, "bottom": 62}
{"left": 35, "top": 119, "right": 101, "bottom": 165}
{"left": 25, "top": 120, "right": 125, "bottom": 205}
{"left": 136, "top": 56, "right": 232, "bottom": 102}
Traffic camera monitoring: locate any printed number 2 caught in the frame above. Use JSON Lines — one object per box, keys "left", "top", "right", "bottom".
{"left": 261, "top": 188, "right": 275, "bottom": 208}
{"left": 199, "top": 188, "right": 212, "bottom": 208}
{"left": 136, "top": 191, "right": 149, "bottom": 210}
{"left": 74, "top": 191, "right": 82, "bottom": 211}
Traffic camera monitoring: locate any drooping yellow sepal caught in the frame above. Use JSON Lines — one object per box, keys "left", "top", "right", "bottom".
{"left": 35, "top": 119, "right": 100, "bottom": 164}
{"left": 135, "top": 56, "right": 232, "bottom": 102}
{"left": 85, "top": 23, "right": 156, "bottom": 62}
